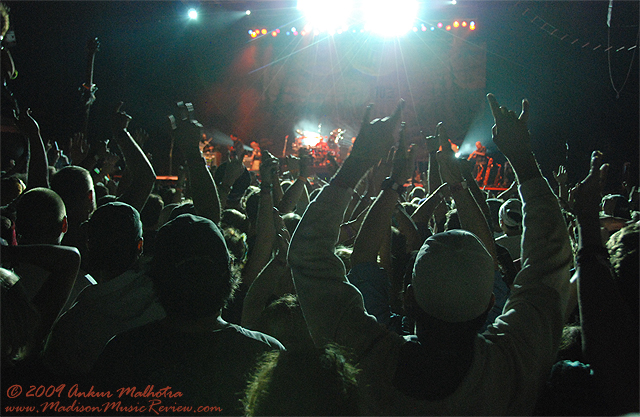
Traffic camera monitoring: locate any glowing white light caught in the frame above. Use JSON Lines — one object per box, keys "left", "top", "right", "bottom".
{"left": 245, "top": 10, "right": 251, "bottom": 15}
{"left": 455, "top": 152, "right": 461, "bottom": 158}
{"left": 188, "top": 9, "right": 198, "bottom": 19}
{"left": 452, "top": 0, "right": 457, "bottom": 4}
{"left": 297, "top": 0, "right": 354, "bottom": 34}
{"left": 364, "top": 0, "right": 419, "bottom": 37}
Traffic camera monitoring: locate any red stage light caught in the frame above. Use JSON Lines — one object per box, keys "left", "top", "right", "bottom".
{"left": 271, "top": 31, "right": 277, "bottom": 36}
{"left": 445, "top": 25, "right": 451, "bottom": 31}
{"left": 461, "top": 21, "right": 467, "bottom": 27}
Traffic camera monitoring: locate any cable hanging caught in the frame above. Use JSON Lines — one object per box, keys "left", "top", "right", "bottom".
{"left": 607, "top": 0, "right": 640, "bottom": 99}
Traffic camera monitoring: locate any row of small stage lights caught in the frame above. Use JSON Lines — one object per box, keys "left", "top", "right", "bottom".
{"left": 248, "top": 20, "right": 476, "bottom": 38}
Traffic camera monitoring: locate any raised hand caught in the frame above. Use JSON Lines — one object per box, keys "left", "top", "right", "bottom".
{"left": 487, "top": 94, "right": 540, "bottom": 183}
{"left": 111, "top": 101, "right": 132, "bottom": 136}
{"left": 486, "top": 94, "right": 531, "bottom": 161}
{"left": 553, "top": 165, "right": 568, "bottom": 186}
{"left": 13, "top": 108, "right": 40, "bottom": 138}
{"left": 390, "top": 122, "right": 415, "bottom": 184}
{"left": 133, "top": 128, "right": 149, "bottom": 148}
{"left": 260, "top": 150, "right": 280, "bottom": 187}
{"left": 349, "top": 100, "right": 404, "bottom": 164}
{"left": 423, "top": 133, "right": 439, "bottom": 154}
{"left": 572, "top": 151, "right": 608, "bottom": 219}
{"left": 435, "top": 123, "right": 464, "bottom": 185}
{"left": 69, "top": 132, "right": 89, "bottom": 165}
{"left": 168, "top": 102, "right": 203, "bottom": 155}
{"left": 298, "top": 148, "right": 312, "bottom": 179}
{"left": 286, "top": 155, "right": 300, "bottom": 176}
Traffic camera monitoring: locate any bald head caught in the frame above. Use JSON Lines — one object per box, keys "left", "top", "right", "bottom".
{"left": 16, "top": 187, "right": 67, "bottom": 244}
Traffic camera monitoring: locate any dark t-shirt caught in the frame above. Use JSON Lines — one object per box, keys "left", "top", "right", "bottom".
{"left": 91, "top": 321, "right": 283, "bottom": 416}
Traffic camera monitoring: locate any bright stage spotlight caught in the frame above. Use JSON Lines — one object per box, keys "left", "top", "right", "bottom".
{"left": 297, "top": 0, "right": 353, "bottom": 34}
{"left": 245, "top": 10, "right": 251, "bottom": 15}
{"left": 188, "top": 9, "right": 198, "bottom": 20}
{"left": 364, "top": 0, "right": 419, "bottom": 37}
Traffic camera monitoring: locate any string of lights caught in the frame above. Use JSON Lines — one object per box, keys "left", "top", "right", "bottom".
{"left": 519, "top": 5, "right": 638, "bottom": 55}
{"left": 247, "top": 20, "right": 477, "bottom": 39}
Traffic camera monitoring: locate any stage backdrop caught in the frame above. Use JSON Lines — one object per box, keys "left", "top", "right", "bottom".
{"left": 200, "top": 32, "right": 486, "bottom": 155}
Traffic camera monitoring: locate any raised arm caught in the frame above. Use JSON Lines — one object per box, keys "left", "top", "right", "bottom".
{"left": 277, "top": 149, "right": 311, "bottom": 214}
{"left": 15, "top": 109, "right": 49, "bottom": 189}
{"left": 241, "top": 233, "right": 293, "bottom": 329}
{"left": 111, "top": 102, "right": 156, "bottom": 213}
{"left": 351, "top": 124, "right": 415, "bottom": 267}
{"left": 288, "top": 101, "right": 403, "bottom": 349}
{"left": 573, "top": 151, "right": 638, "bottom": 414}
{"left": 168, "top": 102, "right": 221, "bottom": 223}
{"left": 436, "top": 123, "right": 497, "bottom": 263}
{"left": 241, "top": 151, "right": 279, "bottom": 288}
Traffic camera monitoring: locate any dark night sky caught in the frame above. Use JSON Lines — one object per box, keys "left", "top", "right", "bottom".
{"left": 5, "top": 1, "right": 639, "bottom": 187}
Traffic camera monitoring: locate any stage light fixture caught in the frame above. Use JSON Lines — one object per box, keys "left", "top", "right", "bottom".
{"left": 437, "top": 22, "right": 443, "bottom": 28}
{"left": 364, "top": 0, "right": 419, "bottom": 37}
{"left": 251, "top": 32, "right": 257, "bottom": 38}
{"left": 453, "top": 21, "right": 459, "bottom": 28}
{"left": 470, "top": 21, "right": 475, "bottom": 30}
{"left": 461, "top": 21, "right": 467, "bottom": 27}
{"left": 245, "top": 10, "right": 251, "bottom": 15}
{"left": 430, "top": 26, "right": 435, "bottom": 31}
{"left": 452, "top": 0, "right": 457, "bottom": 4}
{"left": 261, "top": 28, "right": 267, "bottom": 35}
{"left": 188, "top": 9, "right": 198, "bottom": 20}
{"left": 446, "top": 25, "right": 451, "bottom": 30}
{"left": 272, "top": 31, "right": 277, "bottom": 36}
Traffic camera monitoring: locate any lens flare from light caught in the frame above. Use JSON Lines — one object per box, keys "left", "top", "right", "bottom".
{"left": 297, "top": 0, "right": 353, "bottom": 34}
{"left": 188, "top": 9, "right": 198, "bottom": 20}
{"left": 364, "top": 0, "right": 419, "bottom": 37}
